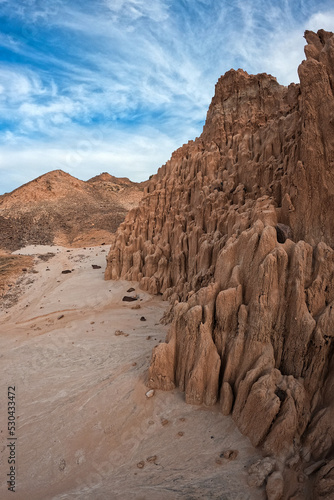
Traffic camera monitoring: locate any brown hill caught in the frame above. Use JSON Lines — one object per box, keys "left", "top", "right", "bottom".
{"left": 105, "top": 30, "right": 334, "bottom": 498}
{"left": 0, "top": 169, "right": 144, "bottom": 250}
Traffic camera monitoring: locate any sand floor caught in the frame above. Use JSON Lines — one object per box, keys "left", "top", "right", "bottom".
{"left": 0, "top": 245, "right": 265, "bottom": 500}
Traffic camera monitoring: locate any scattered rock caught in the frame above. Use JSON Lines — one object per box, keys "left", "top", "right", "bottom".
{"left": 61, "top": 270, "right": 72, "bottom": 274}
{"left": 266, "top": 471, "right": 284, "bottom": 500}
{"left": 57, "top": 315, "right": 64, "bottom": 320}
{"left": 92, "top": 264, "right": 101, "bottom": 269}
{"left": 146, "top": 456, "right": 157, "bottom": 463}
{"left": 122, "top": 296, "right": 138, "bottom": 302}
{"left": 140, "top": 316, "right": 146, "bottom": 321}
{"left": 146, "top": 336, "right": 152, "bottom": 340}
{"left": 145, "top": 389, "right": 155, "bottom": 398}
{"left": 177, "top": 432, "right": 184, "bottom": 437}
{"left": 58, "top": 459, "right": 66, "bottom": 471}
{"left": 248, "top": 457, "right": 276, "bottom": 487}
{"left": 161, "top": 419, "right": 169, "bottom": 426}
{"left": 114, "top": 330, "right": 128, "bottom": 337}
{"left": 220, "top": 450, "right": 238, "bottom": 460}
{"left": 127, "top": 287, "right": 135, "bottom": 292}
{"left": 136, "top": 461, "right": 145, "bottom": 469}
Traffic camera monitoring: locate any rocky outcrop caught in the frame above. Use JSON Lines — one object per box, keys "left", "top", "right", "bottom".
{"left": 105, "top": 30, "right": 334, "bottom": 497}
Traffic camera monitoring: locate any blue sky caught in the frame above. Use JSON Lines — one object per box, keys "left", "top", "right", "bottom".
{"left": 0, "top": 0, "right": 333, "bottom": 194}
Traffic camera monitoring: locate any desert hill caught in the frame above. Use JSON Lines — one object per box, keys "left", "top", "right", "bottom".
{"left": 0, "top": 169, "right": 145, "bottom": 251}
{"left": 105, "top": 30, "right": 334, "bottom": 498}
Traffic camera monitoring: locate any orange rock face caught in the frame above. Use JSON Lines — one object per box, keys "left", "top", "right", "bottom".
{"left": 106, "top": 30, "right": 334, "bottom": 495}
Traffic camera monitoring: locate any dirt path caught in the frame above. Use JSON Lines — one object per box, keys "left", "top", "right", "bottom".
{"left": 0, "top": 245, "right": 264, "bottom": 500}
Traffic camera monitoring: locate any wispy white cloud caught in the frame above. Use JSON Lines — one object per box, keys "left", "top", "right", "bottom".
{"left": 104, "top": 0, "right": 169, "bottom": 22}
{"left": 0, "top": 124, "right": 185, "bottom": 193}
{"left": 0, "top": 0, "right": 333, "bottom": 193}
{"left": 307, "top": 10, "right": 334, "bottom": 31}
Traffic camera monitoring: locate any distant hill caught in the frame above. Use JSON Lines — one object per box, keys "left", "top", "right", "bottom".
{"left": 0, "top": 169, "right": 145, "bottom": 250}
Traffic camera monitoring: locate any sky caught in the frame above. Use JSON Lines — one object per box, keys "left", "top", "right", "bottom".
{"left": 0, "top": 0, "right": 333, "bottom": 194}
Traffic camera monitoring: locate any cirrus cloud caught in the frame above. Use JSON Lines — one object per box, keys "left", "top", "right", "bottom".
{"left": 0, "top": 0, "right": 333, "bottom": 194}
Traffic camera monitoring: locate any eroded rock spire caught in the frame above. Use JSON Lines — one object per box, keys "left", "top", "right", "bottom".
{"left": 105, "top": 30, "right": 334, "bottom": 498}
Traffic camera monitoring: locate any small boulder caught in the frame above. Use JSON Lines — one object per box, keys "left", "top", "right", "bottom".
{"left": 220, "top": 450, "right": 238, "bottom": 460}
{"left": 248, "top": 457, "right": 276, "bottom": 487}
{"left": 115, "top": 330, "right": 128, "bottom": 337}
{"left": 266, "top": 471, "right": 284, "bottom": 500}
{"left": 122, "top": 296, "right": 137, "bottom": 302}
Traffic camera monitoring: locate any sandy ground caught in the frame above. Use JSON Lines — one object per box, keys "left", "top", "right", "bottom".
{"left": 0, "top": 245, "right": 265, "bottom": 500}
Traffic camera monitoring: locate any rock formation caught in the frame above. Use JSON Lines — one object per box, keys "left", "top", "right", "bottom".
{"left": 0, "top": 170, "right": 145, "bottom": 251}
{"left": 105, "top": 30, "right": 334, "bottom": 497}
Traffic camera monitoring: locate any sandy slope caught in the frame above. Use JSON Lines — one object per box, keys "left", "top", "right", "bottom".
{"left": 0, "top": 245, "right": 264, "bottom": 500}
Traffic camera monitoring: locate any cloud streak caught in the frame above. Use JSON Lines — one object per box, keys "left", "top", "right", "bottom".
{"left": 0, "top": 0, "right": 333, "bottom": 193}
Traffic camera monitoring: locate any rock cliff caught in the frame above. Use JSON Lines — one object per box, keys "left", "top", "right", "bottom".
{"left": 0, "top": 170, "right": 145, "bottom": 250}
{"left": 105, "top": 30, "right": 334, "bottom": 498}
